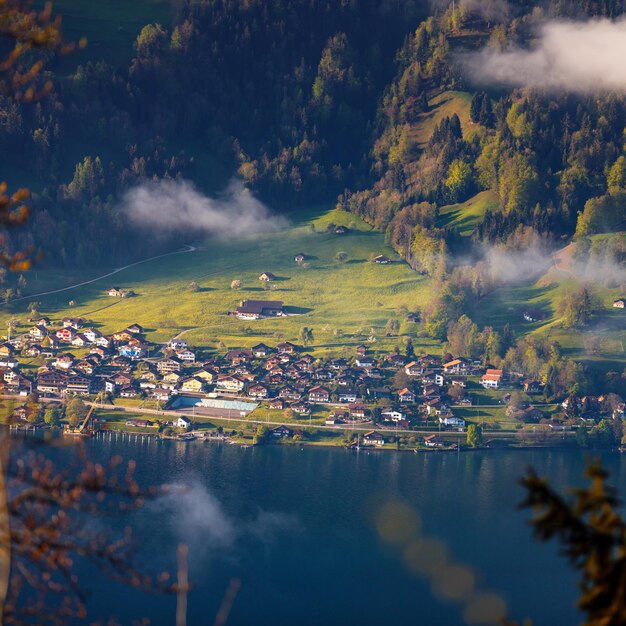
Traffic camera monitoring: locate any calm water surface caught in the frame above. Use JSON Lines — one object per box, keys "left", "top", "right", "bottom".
{"left": 45, "top": 436, "right": 626, "bottom": 625}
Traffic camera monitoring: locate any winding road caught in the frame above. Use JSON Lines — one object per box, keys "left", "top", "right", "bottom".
{"left": 13, "top": 245, "right": 197, "bottom": 302}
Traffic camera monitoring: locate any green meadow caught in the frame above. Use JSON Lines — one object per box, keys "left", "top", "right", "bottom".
{"left": 4, "top": 207, "right": 437, "bottom": 357}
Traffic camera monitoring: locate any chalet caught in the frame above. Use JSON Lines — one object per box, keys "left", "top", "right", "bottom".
{"left": 162, "top": 372, "right": 182, "bottom": 388}
{"left": 362, "top": 431, "right": 385, "bottom": 447}
{"left": 336, "top": 375, "right": 355, "bottom": 387}
{"left": 405, "top": 361, "right": 422, "bottom": 376}
{"left": 348, "top": 403, "right": 368, "bottom": 418}
{"left": 174, "top": 416, "right": 191, "bottom": 429}
{"left": 169, "top": 339, "right": 188, "bottom": 350}
{"left": 95, "top": 336, "right": 112, "bottom": 349}
{"left": 613, "top": 299, "right": 626, "bottom": 308}
{"left": 35, "top": 317, "right": 51, "bottom": 327}
{"left": 355, "top": 356, "right": 375, "bottom": 368}
{"left": 55, "top": 328, "right": 75, "bottom": 342}
{"left": 62, "top": 317, "right": 83, "bottom": 328}
{"left": 176, "top": 349, "right": 196, "bottom": 363}
{"left": 386, "top": 353, "right": 406, "bottom": 367}
{"left": 195, "top": 368, "right": 217, "bottom": 384}
{"left": 29, "top": 325, "right": 48, "bottom": 340}
{"left": 126, "top": 324, "right": 144, "bottom": 334}
{"left": 252, "top": 343, "right": 271, "bottom": 357}
{"left": 523, "top": 380, "right": 542, "bottom": 394}
{"left": 71, "top": 334, "right": 90, "bottom": 347}
{"left": 420, "top": 354, "right": 442, "bottom": 367}
{"left": 0, "top": 356, "right": 18, "bottom": 369}
{"left": 308, "top": 385, "right": 331, "bottom": 403}
{"left": 291, "top": 402, "right": 310, "bottom": 415}
{"left": 398, "top": 388, "right": 415, "bottom": 403}
{"left": 64, "top": 376, "right": 94, "bottom": 396}
{"left": 367, "top": 387, "right": 392, "bottom": 400}
{"left": 294, "top": 253, "right": 306, "bottom": 263}
{"left": 313, "top": 368, "right": 333, "bottom": 381}
{"left": 268, "top": 398, "right": 284, "bottom": 410}
{"left": 181, "top": 377, "right": 205, "bottom": 393}
{"left": 439, "top": 415, "right": 465, "bottom": 428}
{"left": 113, "top": 330, "right": 134, "bottom": 342}
{"left": 74, "top": 360, "right": 95, "bottom": 376}
{"left": 443, "top": 359, "right": 467, "bottom": 374}
{"left": 424, "top": 434, "right": 446, "bottom": 448}
{"left": 152, "top": 388, "right": 172, "bottom": 402}
{"left": 423, "top": 381, "right": 441, "bottom": 395}
{"left": 259, "top": 272, "right": 276, "bottom": 282}
{"left": 326, "top": 415, "right": 344, "bottom": 425}
{"left": 107, "top": 288, "right": 123, "bottom": 297}
{"left": 54, "top": 353, "right": 75, "bottom": 370}
{"left": 272, "top": 425, "right": 292, "bottom": 438}
{"left": 356, "top": 345, "right": 368, "bottom": 357}
{"left": 426, "top": 401, "right": 446, "bottom": 416}
{"left": 119, "top": 344, "right": 145, "bottom": 359}
{"left": 216, "top": 375, "right": 245, "bottom": 393}
{"left": 338, "top": 390, "right": 359, "bottom": 403}
{"left": 450, "top": 377, "right": 467, "bottom": 388}
{"left": 381, "top": 409, "right": 405, "bottom": 422}
{"left": 373, "top": 255, "right": 391, "bottom": 264}
{"left": 82, "top": 328, "right": 102, "bottom": 343}
{"left": 157, "top": 358, "right": 183, "bottom": 374}
{"left": 481, "top": 369, "right": 503, "bottom": 389}
{"left": 0, "top": 344, "right": 13, "bottom": 358}
{"left": 225, "top": 349, "right": 253, "bottom": 365}
{"left": 277, "top": 341, "right": 297, "bottom": 354}
{"left": 113, "top": 372, "right": 134, "bottom": 387}
{"left": 248, "top": 383, "right": 269, "bottom": 398}
{"left": 25, "top": 344, "right": 42, "bottom": 357}
{"left": 279, "top": 387, "right": 301, "bottom": 401}
{"left": 236, "top": 300, "right": 284, "bottom": 320}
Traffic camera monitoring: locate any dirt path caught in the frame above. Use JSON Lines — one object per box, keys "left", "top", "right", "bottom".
{"left": 13, "top": 245, "right": 197, "bottom": 303}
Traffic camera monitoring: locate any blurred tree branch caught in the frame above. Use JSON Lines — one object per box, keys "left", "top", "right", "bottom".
{"left": 0, "top": 0, "right": 86, "bottom": 271}
{"left": 1, "top": 442, "right": 175, "bottom": 624}
{"left": 506, "top": 461, "right": 626, "bottom": 626}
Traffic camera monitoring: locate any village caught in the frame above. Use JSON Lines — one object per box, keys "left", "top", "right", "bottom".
{"left": 3, "top": 299, "right": 625, "bottom": 450}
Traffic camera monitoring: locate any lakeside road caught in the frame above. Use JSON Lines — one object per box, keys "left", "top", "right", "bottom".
{"left": 0, "top": 394, "right": 576, "bottom": 441}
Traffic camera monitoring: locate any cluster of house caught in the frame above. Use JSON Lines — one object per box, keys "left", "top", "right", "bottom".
{"left": 0, "top": 317, "right": 498, "bottom": 431}
{"left": 1, "top": 316, "right": 198, "bottom": 400}
{"left": 8, "top": 313, "right": 621, "bottom": 441}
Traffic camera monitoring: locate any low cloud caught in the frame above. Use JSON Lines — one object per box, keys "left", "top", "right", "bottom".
{"left": 121, "top": 178, "right": 287, "bottom": 238}
{"left": 464, "top": 18, "right": 626, "bottom": 92}
{"left": 151, "top": 481, "right": 299, "bottom": 556}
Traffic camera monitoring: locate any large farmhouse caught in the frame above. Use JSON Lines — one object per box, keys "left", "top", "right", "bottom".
{"left": 235, "top": 300, "right": 284, "bottom": 320}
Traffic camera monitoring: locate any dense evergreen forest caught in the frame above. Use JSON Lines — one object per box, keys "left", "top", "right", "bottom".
{"left": 2, "top": 0, "right": 626, "bottom": 274}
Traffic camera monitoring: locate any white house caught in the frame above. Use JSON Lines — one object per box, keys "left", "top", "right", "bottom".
{"left": 481, "top": 369, "right": 503, "bottom": 389}
{"left": 174, "top": 416, "right": 191, "bottom": 429}
{"left": 439, "top": 415, "right": 466, "bottom": 428}
{"left": 381, "top": 409, "right": 405, "bottom": 422}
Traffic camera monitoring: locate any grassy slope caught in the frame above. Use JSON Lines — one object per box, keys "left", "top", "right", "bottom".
{"left": 437, "top": 189, "right": 498, "bottom": 236}
{"left": 410, "top": 90, "right": 475, "bottom": 147}
{"left": 3, "top": 207, "right": 437, "bottom": 357}
{"left": 471, "top": 235, "right": 626, "bottom": 373}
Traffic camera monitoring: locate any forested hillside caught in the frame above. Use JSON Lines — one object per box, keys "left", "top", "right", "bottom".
{"left": 1, "top": 0, "right": 626, "bottom": 283}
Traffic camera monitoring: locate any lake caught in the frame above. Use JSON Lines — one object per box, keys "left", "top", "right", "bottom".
{"left": 30, "top": 435, "right": 626, "bottom": 625}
